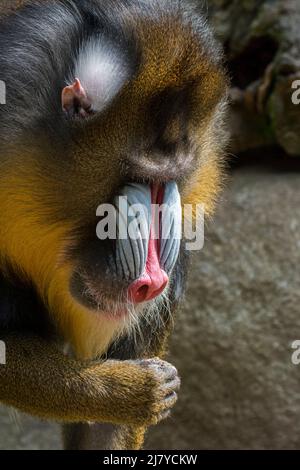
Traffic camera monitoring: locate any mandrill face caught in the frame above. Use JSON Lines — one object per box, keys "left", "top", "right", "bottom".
{"left": 70, "top": 181, "right": 182, "bottom": 313}
{"left": 0, "top": 0, "right": 228, "bottom": 358}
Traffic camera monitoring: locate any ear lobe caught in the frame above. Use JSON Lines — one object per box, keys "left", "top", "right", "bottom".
{"left": 61, "top": 78, "right": 93, "bottom": 118}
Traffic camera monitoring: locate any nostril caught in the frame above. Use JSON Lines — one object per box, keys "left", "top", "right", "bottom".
{"left": 128, "top": 271, "right": 169, "bottom": 304}
{"left": 135, "top": 284, "right": 150, "bottom": 303}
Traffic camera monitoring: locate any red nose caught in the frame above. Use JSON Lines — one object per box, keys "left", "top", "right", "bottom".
{"left": 128, "top": 269, "right": 169, "bottom": 303}
{"left": 128, "top": 184, "right": 168, "bottom": 304}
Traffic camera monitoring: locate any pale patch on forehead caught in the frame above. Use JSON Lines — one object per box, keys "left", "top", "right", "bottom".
{"left": 72, "top": 37, "right": 131, "bottom": 112}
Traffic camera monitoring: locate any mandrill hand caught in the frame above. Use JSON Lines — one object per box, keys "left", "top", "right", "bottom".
{"left": 96, "top": 358, "right": 181, "bottom": 426}
{"left": 0, "top": 334, "right": 180, "bottom": 426}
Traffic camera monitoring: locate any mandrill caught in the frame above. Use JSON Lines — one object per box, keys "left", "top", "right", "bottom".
{"left": 0, "top": 0, "right": 228, "bottom": 450}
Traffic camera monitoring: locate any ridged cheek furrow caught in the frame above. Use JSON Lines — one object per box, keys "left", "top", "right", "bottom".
{"left": 114, "top": 181, "right": 182, "bottom": 283}
{"left": 115, "top": 183, "right": 151, "bottom": 281}
{"left": 160, "top": 181, "right": 182, "bottom": 274}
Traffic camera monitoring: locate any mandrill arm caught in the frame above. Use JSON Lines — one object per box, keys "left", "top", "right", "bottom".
{"left": 0, "top": 333, "right": 179, "bottom": 426}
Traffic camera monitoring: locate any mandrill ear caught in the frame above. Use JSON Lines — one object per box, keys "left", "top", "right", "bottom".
{"left": 62, "top": 38, "right": 132, "bottom": 119}
{"left": 61, "top": 78, "right": 93, "bottom": 118}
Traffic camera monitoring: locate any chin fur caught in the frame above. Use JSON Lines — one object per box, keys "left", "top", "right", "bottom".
{"left": 47, "top": 263, "right": 171, "bottom": 360}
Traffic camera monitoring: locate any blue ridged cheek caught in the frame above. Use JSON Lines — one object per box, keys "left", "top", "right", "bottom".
{"left": 114, "top": 182, "right": 182, "bottom": 282}
{"left": 115, "top": 184, "right": 151, "bottom": 280}
{"left": 160, "top": 181, "right": 182, "bottom": 275}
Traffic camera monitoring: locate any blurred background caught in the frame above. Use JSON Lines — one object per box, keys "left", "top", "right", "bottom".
{"left": 1, "top": 0, "right": 300, "bottom": 449}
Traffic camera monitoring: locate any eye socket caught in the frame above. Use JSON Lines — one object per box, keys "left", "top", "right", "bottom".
{"left": 148, "top": 86, "right": 192, "bottom": 152}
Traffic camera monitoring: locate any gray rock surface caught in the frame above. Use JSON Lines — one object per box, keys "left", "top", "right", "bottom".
{"left": 1, "top": 162, "right": 300, "bottom": 449}
{"left": 0, "top": 408, "right": 61, "bottom": 450}
{"left": 208, "top": 0, "right": 300, "bottom": 156}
